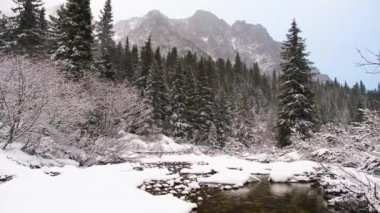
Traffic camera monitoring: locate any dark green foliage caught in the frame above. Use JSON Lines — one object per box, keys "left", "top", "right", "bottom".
{"left": 3, "top": 0, "right": 47, "bottom": 54}
{"left": 276, "top": 20, "right": 319, "bottom": 147}
{"left": 136, "top": 37, "right": 153, "bottom": 95}
{"left": 0, "top": 14, "right": 17, "bottom": 52}
{"left": 169, "top": 62, "right": 188, "bottom": 138}
{"left": 95, "top": 0, "right": 116, "bottom": 80}
{"left": 146, "top": 48, "right": 170, "bottom": 129}
{"left": 193, "top": 58, "right": 216, "bottom": 144}
{"left": 53, "top": 0, "right": 93, "bottom": 78}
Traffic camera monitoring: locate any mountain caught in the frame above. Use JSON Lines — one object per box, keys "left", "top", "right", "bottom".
{"left": 113, "top": 10, "right": 329, "bottom": 80}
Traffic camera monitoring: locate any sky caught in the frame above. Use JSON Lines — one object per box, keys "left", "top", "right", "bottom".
{"left": 2, "top": 0, "right": 380, "bottom": 89}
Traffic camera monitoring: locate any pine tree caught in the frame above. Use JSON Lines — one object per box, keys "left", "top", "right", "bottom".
{"left": 53, "top": 0, "right": 93, "bottom": 78}
{"left": 276, "top": 20, "right": 319, "bottom": 147}
{"left": 136, "top": 37, "right": 153, "bottom": 95}
{"left": 194, "top": 58, "right": 216, "bottom": 144}
{"left": 0, "top": 14, "right": 17, "bottom": 52}
{"left": 95, "top": 0, "right": 115, "bottom": 80}
{"left": 233, "top": 52, "right": 243, "bottom": 85}
{"left": 130, "top": 44, "right": 140, "bottom": 81}
{"left": 169, "top": 63, "right": 188, "bottom": 138}
{"left": 214, "top": 96, "right": 232, "bottom": 147}
{"left": 122, "top": 37, "right": 134, "bottom": 80}
{"left": 49, "top": 4, "right": 67, "bottom": 54}
{"left": 145, "top": 48, "right": 170, "bottom": 129}
{"left": 12, "top": 0, "right": 46, "bottom": 53}
{"left": 183, "top": 66, "right": 198, "bottom": 140}
{"left": 37, "top": 7, "right": 48, "bottom": 52}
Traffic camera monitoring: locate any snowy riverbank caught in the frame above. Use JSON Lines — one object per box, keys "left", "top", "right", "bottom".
{"left": 0, "top": 137, "right": 379, "bottom": 212}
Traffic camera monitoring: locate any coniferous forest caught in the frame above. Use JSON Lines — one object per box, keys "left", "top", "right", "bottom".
{"left": 0, "top": 1, "right": 379, "bottom": 212}
{"left": 1, "top": 0, "right": 378, "bottom": 148}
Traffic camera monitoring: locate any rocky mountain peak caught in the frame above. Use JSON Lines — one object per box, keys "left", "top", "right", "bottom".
{"left": 113, "top": 10, "right": 330, "bottom": 82}
{"left": 145, "top": 10, "right": 167, "bottom": 19}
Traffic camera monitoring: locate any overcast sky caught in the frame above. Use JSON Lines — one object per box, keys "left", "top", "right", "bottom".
{"left": 2, "top": 0, "right": 380, "bottom": 89}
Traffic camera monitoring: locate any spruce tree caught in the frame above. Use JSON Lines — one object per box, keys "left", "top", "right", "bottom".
{"left": 122, "top": 37, "right": 134, "bottom": 80}
{"left": 145, "top": 48, "right": 170, "bottom": 128}
{"left": 136, "top": 37, "right": 153, "bottom": 95}
{"left": 0, "top": 14, "right": 17, "bottom": 52}
{"left": 49, "top": 4, "right": 67, "bottom": 54}
{"left": 130, "top": 44, "right": 140, "bottom": 82}
{"left": 37, "top": 7, "right": 48, "bottom": 51}
{"left": 276, "top": 20, "right": 318, "bottom": 147}
{"left": 194, "top": 58, "right": 216, "bottom": 144}
{"left": 53, "top": 0, "right": 93, "bottom": 78}
{"left": 169, "top": 63, "right": 188, "bottom": 138}
{"left": 95, "top": 0, "right": 115, "bottom": 80}
{"left": 12, "top": 0, "right": 46, "bottom": 53}
{"left": 183, "top": 66, "right": 198, "bottom": 140}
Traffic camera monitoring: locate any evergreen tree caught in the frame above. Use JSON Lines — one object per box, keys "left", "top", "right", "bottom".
{"left": 183, "top": 66, "right": 198, "bottom": 139}
{"left": 53, "top": 0, "right": 93, "bottom": 78}
{"left": 49, "top": 4, "right": 67, "bottom": 54}
{"left": 233, "top": 52, "right": 243, "bottom": 85}
{"left": 214, "top": 96, "right": 232, "bottom": 147}
{"left": 0, "top": 14, "right": 17, "bottom": 52}
{"left": 95, "top": 0, "right": 115, "bottom": 80}
{"left": 144, "top": 48, "right": 170, "bottom": 128}
{"left": 122, "top": 37, "right": 134, "bottom": 80}
{"left": 130, "top": 44, "right": 140, "bottom": 81}
{"left": 169, "top": 63, "right": 188, "bottom": 138}
{"left": 276, "top": 20, "right": 319, "bottom": 147}
{"left": 136, "top": 37, "right": 153, "bottom": 95}
{"left": 12, "top": 0, "right": 46, "bottom": 53}
{"left": 194, "top": 58, "right": 216, "bottom": 144}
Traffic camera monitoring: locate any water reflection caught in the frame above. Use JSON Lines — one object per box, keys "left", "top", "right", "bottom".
{"left": 196, "top": 180, "right": 329, "bottom": 213}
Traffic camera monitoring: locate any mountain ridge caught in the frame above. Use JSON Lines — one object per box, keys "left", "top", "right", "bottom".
{"left": 114, "top": 9, "right": 330, "bottom": 81}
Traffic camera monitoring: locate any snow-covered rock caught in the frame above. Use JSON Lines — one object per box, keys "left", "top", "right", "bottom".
{"left": 180, "top": 165, "right": 215, "bottom": 174}
{"left": 0, "top": 150, "right": 196, "bottom": 213}
{"left": 269, "top": 161, "right": 319, "bottom": 183}
{"left": 278, "top": 151, "right": 302, "bottom": 162}
{"left": 198, "top": 170, "right": 260, "bottom": 187}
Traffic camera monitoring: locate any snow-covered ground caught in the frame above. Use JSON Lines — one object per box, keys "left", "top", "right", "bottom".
{"left": 0, "top": 149, "right": 196, "bottom": 213}
{"left": 1, "top": 131, "right": 379, "bottom": 213}
{"left": 0, "top": 147, "right": 324, "bottom": 213}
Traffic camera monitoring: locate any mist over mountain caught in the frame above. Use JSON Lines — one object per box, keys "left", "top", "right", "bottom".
{"left": 114, "top": 9, "right": 330, "bottom": 81}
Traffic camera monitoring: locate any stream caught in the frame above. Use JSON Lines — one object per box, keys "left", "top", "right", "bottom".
{"left": 139, "top": 162, "right": 330, "bottom": 213}
{"left": 193, "top": 180, "right": 329, "bottom": 213}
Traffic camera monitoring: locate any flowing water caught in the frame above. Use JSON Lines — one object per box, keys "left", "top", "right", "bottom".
{"left": 194, "top": 180, "right": 329, "bottom": 213}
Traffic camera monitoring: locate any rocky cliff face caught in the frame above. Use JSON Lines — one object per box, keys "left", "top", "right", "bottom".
{"left": 114, "top": 10, "right": 329, "bottom": 81}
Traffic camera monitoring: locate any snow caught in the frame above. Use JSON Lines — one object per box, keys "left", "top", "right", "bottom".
{"left": 245, "top": 153, "right": 271, "bottom": 162}
{"left": 0, "top": 150, "right": 196, "bottom": 213}
{"left": 231, "top": 38, "right": 236, "bottom": 50}
{"left": 311, "top": 148, "right": 330, "bottom": 157}
{"left": 269, "top": 161, "right": 319, "bottom": 183}
{"left": 147, "top": 135, "right": 192, "bottom": 153}
{"left": 4, "top": 138, "right": 375, "bottom": 212}
{"left": 198, "top": 169, "right": 260, "bottom": 186}
{"left": 120, "top": 133, "right": 192, "bottom": 153}
{"left": 277, "top": 151, "right": 302, "bottom": 162}
{"left": 180, "top": 165, "right": 215, "bottom": 174}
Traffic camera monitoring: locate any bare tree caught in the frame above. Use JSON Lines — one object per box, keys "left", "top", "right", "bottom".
{"left": 0, "top": 57, "right": 48, "bottom": 149}
{"left": 357, "top": 49, "right": 380, "bottom": 74}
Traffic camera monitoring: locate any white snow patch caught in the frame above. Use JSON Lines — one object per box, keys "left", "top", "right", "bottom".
{"left": 198, "top": 169, "right": 260, "bottom": 186}
{"left": 269, "top": 161, "right": 319, "bottom": 183}
{"left": 278, "top": 151, "right": 302, "bottom": 162}
{"left": 180, "top": 165, "right": 215, "bottom": 174}
{"left": 246, "top": 153, "right": 271, "bottom": 163}
{"left": 0, "top": 151, "right": 196, "bottom": 213}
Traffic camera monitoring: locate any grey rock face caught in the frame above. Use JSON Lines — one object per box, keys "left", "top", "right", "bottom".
{"left": 114, "top": 10, "right": 329, "bottom": 81}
